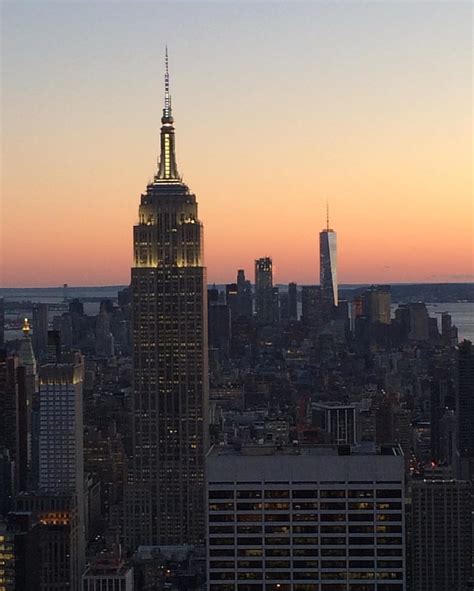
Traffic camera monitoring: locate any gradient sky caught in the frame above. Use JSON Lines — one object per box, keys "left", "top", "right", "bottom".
{"left": 1, "top": 1, "right": 472, "bottom": 287}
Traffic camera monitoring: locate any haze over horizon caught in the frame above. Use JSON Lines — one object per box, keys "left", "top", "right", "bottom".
{"left": 1, "top": 2, "right": 472, "bottom": 287}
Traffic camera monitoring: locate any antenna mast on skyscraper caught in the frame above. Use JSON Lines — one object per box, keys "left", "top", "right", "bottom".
{"left": 326, "top": 200, "right": 330, "bottom": 231}
{"left": 164, "top": 45, "right": 171, "bottom": 116}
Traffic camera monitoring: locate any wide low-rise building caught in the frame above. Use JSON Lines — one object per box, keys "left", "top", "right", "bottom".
{"left": 206, "top": 443, "right": 405, "bottom": 591}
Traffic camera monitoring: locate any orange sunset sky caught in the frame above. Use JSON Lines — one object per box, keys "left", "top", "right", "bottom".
{"left": 1, "top": 2, "right": 472, "bottom": 287}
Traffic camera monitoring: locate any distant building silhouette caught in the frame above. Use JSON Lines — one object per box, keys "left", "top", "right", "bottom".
{"left": 32, "top": 303, "right": 49, "bottom": 360}
{"left": 319, "top": 208, "right": 338, "bottom": 318}
{"left": 456, "top": 340, "right": 474, "bottom": 480}
{"left": 255, "top": 257, "right": 279, "bottom": 326}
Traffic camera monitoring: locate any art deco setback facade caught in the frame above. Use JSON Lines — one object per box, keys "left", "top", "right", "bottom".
{"left": 125, "top": 52, "right": 209, "bottom": 548}
{"left": 206, "top": 444, "right": 405, "bottom": 591}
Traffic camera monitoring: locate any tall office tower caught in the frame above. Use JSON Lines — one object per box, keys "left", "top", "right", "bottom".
{"left": 207, "top": 443, "right": 405, "bottom": 590}
{"left": 17, "top": 318, "right": 38, "bottom": 491}
{"left": 430, "top": 371, "right": 455, "bottom": 465}
{"left": 237, "top": 269, "right": 253, "bottom": 318}
{"left": 0, "top": 449, "right": 15, "bottom": 516}
{"left": 456, "top": 340, "right": 474, "bottom": 480}
{"left": 441, "top": 312, "right": 458, "bottom": 346}
{"left": 0, "top": 352, "right": 19, "bottom": 511}
{"left": 14, "top": 493, "right": 83, "bottom": 591}
{"left": 406, "top": 303, "right": 429, "bottom": 341}
{"left": 362, "top": 286, "right": 391, "bottom": 324}
{"left": 0, "top": 512, "right": 41, "bottom": 591}
{"left": 410, "top": 479, "right": 472, "bottom": 591}
{"left": 37, "top": 352, "right": 85, "bottom": 581}
{"left": 208, "top": 300, "right": 231, "bottom": 360}
{"left": 279, "top": 291, "right": 290, "bottom": 324}
{"left": 95, "top": 308, "right": 115, "bottom": 358}
{"left": 288, "top": 282, "right": 298, "bottom": 321}
{"left": 126, "top": 51, "right": 208, "bottom": 549}
{"left": 38, "top": 352, "right": 84, "bottom": 495}
{"left": 0, "top": 336, "right": 34, "bottom": 502}
{"left": 226, "top": 282, "right": 239, "bottom": 318}
{"left": 301, "top": 285, "right": 322, "bottom": 328}
{"left": 255, "top": 257, "right": 278, "bottom": 326}
{"left": 319, "top": 210, "right": 338, "bottom": 317}
{"left": 32, "top": 303, "right": 49, "bottom": 360}
{"left": 0, "top": 297, "right": 4, "bottom": 348}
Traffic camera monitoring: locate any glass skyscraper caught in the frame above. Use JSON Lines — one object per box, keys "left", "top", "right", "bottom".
{"left": 319, "top": 220, "right": 338, "bottom": 311}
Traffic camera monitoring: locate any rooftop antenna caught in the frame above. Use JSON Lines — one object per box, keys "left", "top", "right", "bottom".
{"left": 164, "top": 45, "right": 171, "bottom": 116}
{"left": 326, "top": 200, "right": 330, "bottom": 231}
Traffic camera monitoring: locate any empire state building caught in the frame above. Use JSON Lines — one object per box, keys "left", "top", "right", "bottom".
{"left": 125, "top": 51, "right": 209, "bottom": 548}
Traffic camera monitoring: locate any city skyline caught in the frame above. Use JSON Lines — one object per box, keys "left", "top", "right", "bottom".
{"left": 2, "top": 2, "right": 472, "bottom": 287}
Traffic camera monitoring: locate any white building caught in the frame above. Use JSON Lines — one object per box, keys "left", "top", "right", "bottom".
{"left": 82, "top": 553, "right": 134, "bottom": 591}
{"left": 312, "top": 403, "right": 357, "bottom": 445}
{"left": 38, "top": 353, "right": 84, "bottom": 495}
{"left": 206, "top": 443, "right": 405, "bottom": 591}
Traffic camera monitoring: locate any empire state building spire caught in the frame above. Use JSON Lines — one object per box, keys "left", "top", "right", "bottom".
{"left": 128, "top": 50, "right": 208, "bottom": 549}
{"left": 156, "top": 47, "right": 180, "bottom": 181}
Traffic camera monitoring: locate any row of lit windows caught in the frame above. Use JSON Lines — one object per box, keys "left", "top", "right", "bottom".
{"left": 210, "top": 573, "right": 402, "bottom": 581}
{"left": 209, "top": 537, "right": 403, "bottom": 546}
{"left": 209, "top": 514, "right": 401, "bottom": 524}
{"left": 209, "top": 560, "right": 403, "bottom": 569}
{"left": 209, "top": 502, "right": 402, "bottom": 512}
{"left": 209, "top": 490, "right": 401, "bottom": 500}
{"left": 209, "top": 525, "right": 402, "bottom": 534}
{"left": 210, "top": 548, "right": 402, "bottom": 558}
{"left": 209, "top": 584, "right": 403, "bottom": 591}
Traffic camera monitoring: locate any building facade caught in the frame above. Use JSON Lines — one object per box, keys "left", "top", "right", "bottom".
{"left": 126, "top": 52, "right": 209, "bottom": 548}
{"left": 206, "top": 443, "right": 405, "bottom": 590}
{"left": 456, "top": 340, "right": 474, "bottom": 480}
{"left": 32, "top": 303, "right": 49, "bottom": 361}
{"left": 312, "top": 403, "right": 357, "bottom": 445}
{"left": 319, "top": 222, "right": 338, "bottom": 313}
{"left": 362, "top": 287, "right": 391, "bottom": 325}
{"left": 255, "top": 257, "right": 279, "bottom": 327}
{"left": 38, "top": 353, "right": 84, "bottom": 497}
{"left": 410, "top": 479, "right": 472, "bottom": 591}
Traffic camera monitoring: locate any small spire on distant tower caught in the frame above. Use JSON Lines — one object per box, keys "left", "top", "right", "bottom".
{"left": 22, "top": 317, "right": 31, "bottom": 338}
{"left": 326, "top": 200, "right": 330, "bottom": 231}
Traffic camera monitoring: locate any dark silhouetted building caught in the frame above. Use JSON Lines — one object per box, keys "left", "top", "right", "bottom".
{"left": 225, "top": 282, "right": 239, "bottom": 319}
{"left": 255, "top": 257, "right": 279, "bottom": 326}
{"left": 208, "top": 299, "right": 231, "bottom": 359}
{"left": 32, "top": 303, "right": 49, "bottom": 360}
{"left": 456, "top": 340, "right": 474, "bottom": 480}
{"left": 0, "top": 353, "right": 19, "bottom": 512}
{"left": 301, "top": 285, "right": 321, "bottom": 329}
{"left": 363, "top": 285, "right": 391, "bottom": 324}
{"left": 288, "top": 282, "right": 298, "bottom": 321}
{"left": 410, "top": 479, "right": 472, "bottom": 591}
{"left": 236, "top": 269, "right": 253, "bottom": 318}
{"left": 14, "top": 493, "right": 83, "bottom": 591}
{"left": 0, "top": 298, "right": 4, "bottom": 348}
